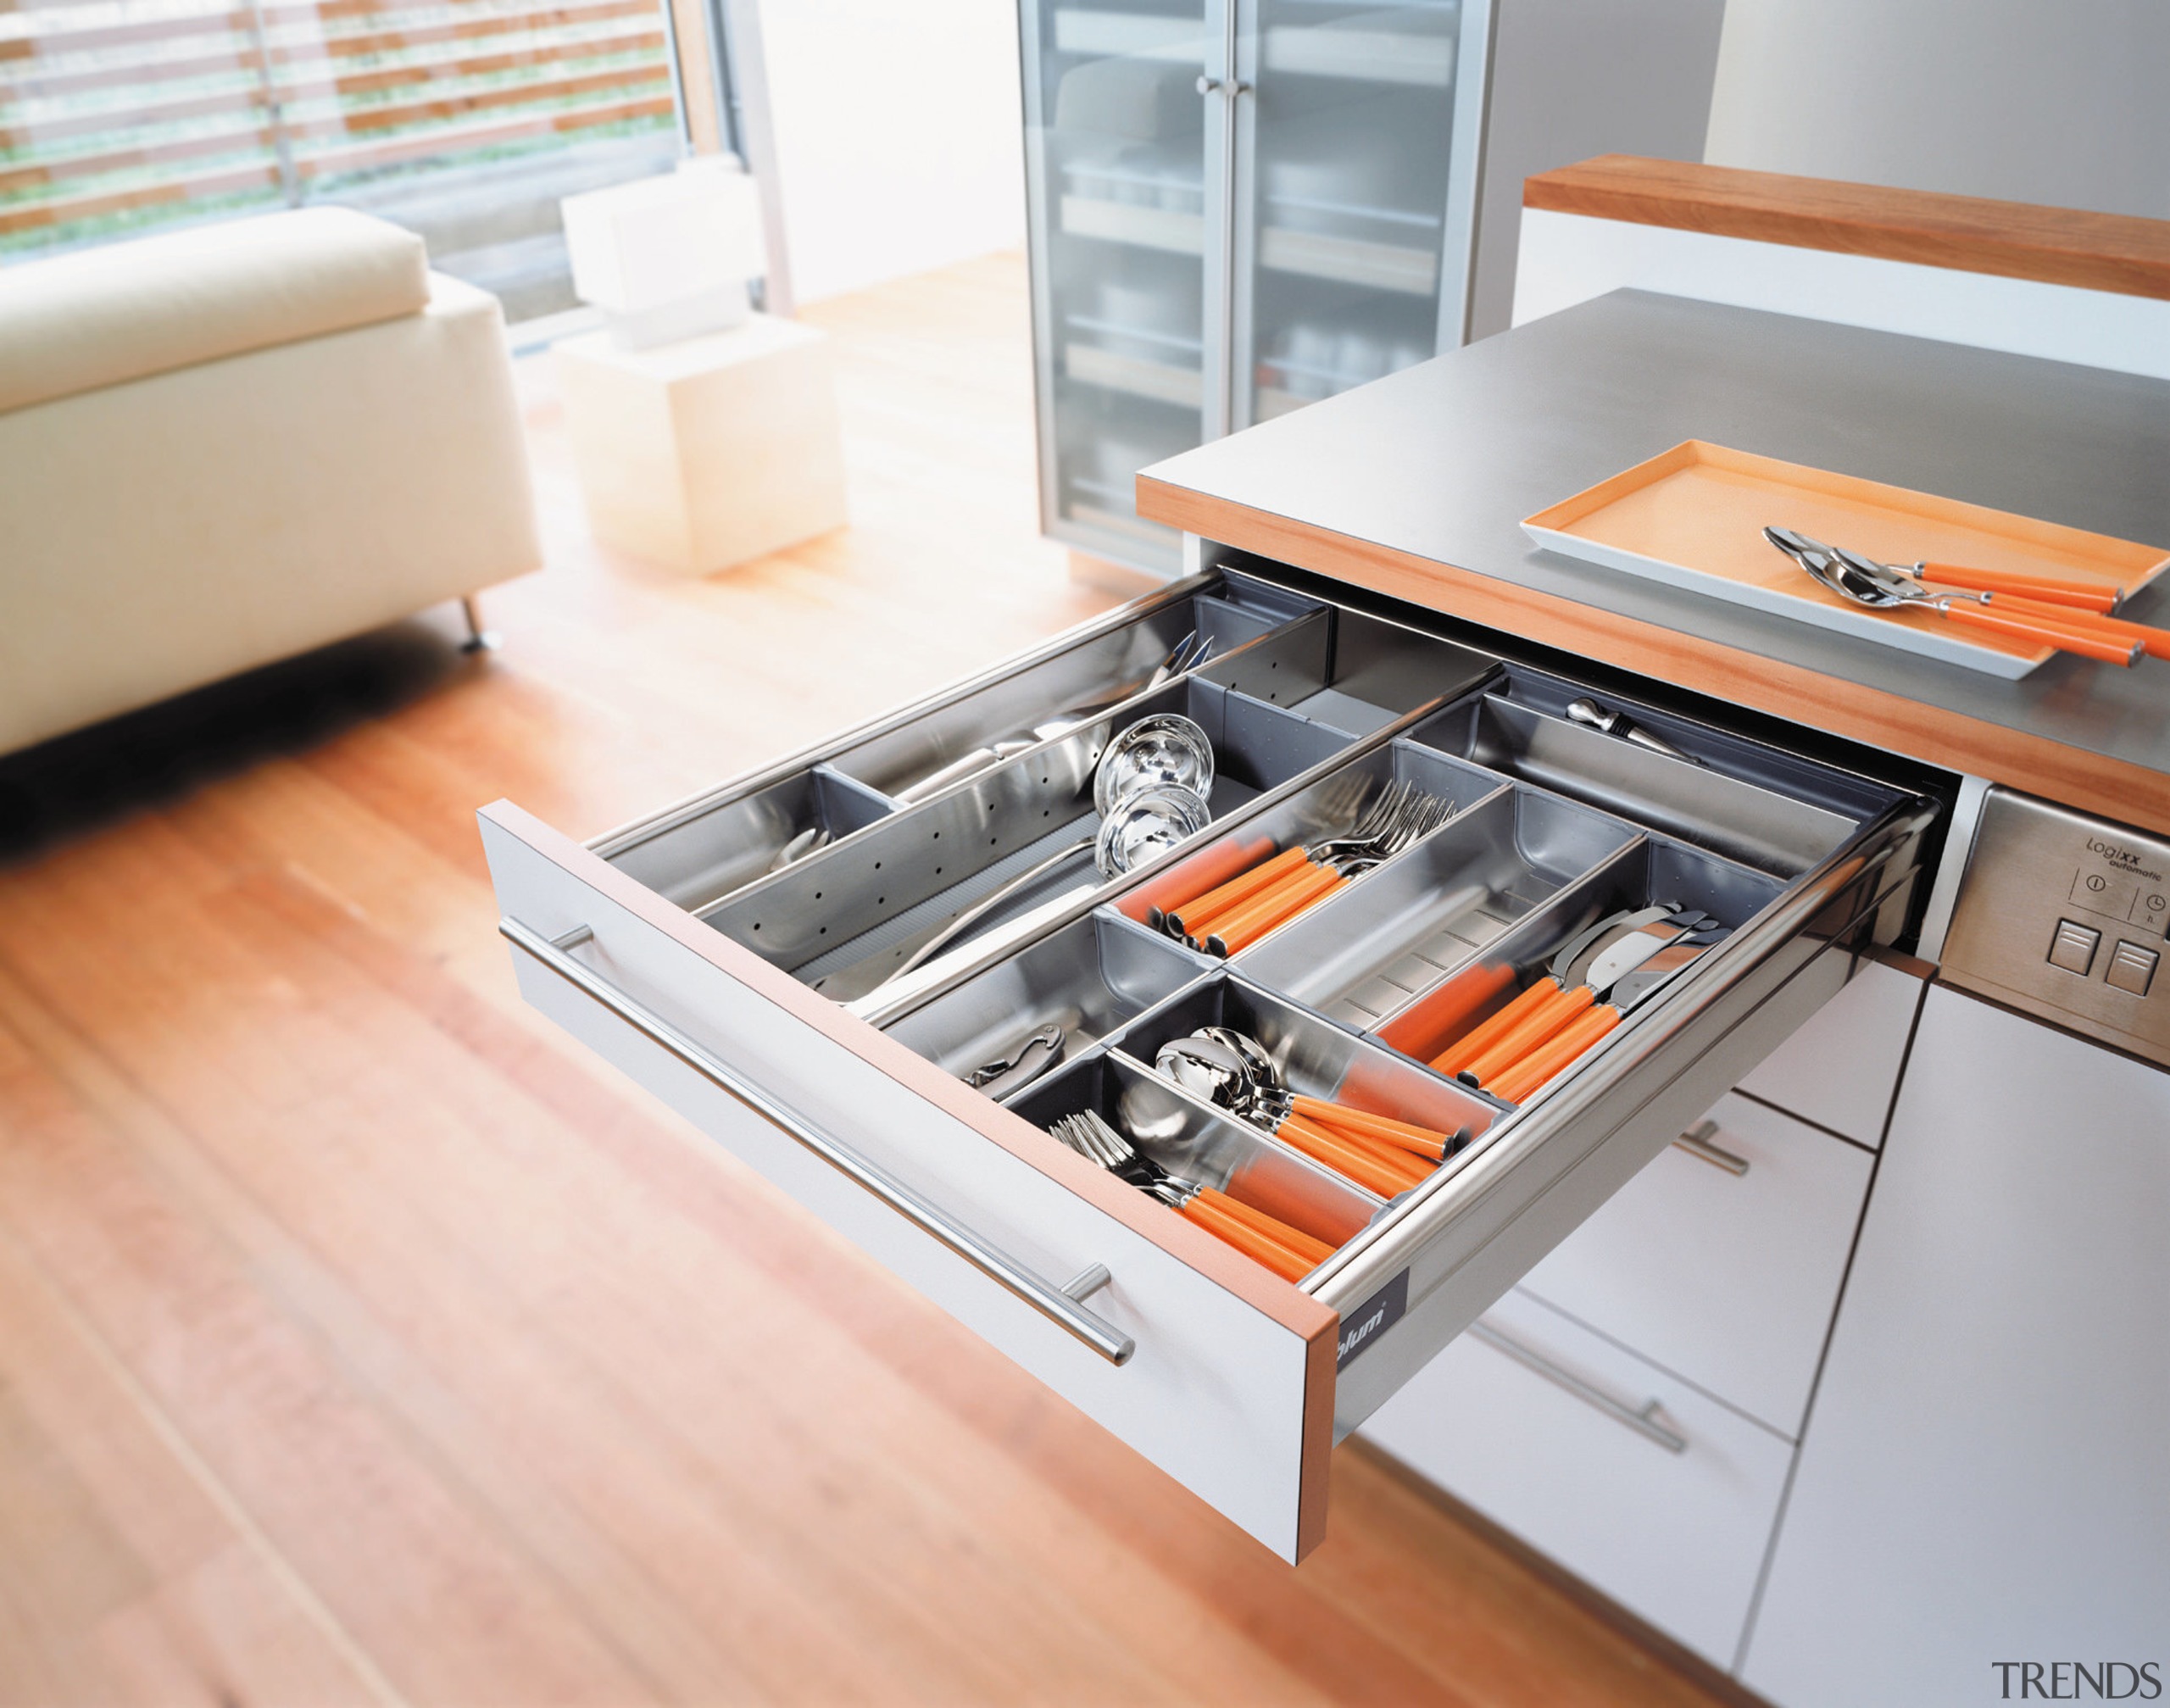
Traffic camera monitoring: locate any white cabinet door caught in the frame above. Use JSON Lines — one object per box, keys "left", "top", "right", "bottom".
{"left": 1360, "top": 1289, "right": 1796, "bottom": 1670}
{"left": 1516, "top": 1092, "right": 1873, "bottom": 1438}
{"left": 1734, "top": 960, "right": 1923, "bottom": 1147}
{"left": 1743, "top": 986, "right": 2170, "bottom": 1708}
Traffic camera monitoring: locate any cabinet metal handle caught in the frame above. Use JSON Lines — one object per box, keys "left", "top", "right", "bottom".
{"left": 1470, "top": 1320, "right": 1688, "bottom": 1454}
{"left": 1672, "top": 1119, "right": 1751, "bottom": 1176}
{"left": 500, "top": 917, "right": 1136, "bottom": 1366}
{"left": 1194, "top": 75, "right": 1252, "bottom": 95}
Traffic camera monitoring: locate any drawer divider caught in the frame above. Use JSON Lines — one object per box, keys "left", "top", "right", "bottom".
{"left": 498, "top": 915, "right": 1138, "bottom": 1366}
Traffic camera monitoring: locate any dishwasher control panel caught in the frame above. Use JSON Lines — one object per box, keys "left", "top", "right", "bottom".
{"left": 1943, "top": 788, "right": 2170, "bottom": 1068}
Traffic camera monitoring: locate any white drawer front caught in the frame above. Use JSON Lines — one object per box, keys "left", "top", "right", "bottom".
{"left": 1735, "top": 960, "right": 1924, "bottom": 1147}
{"left": 1516, "top": 1090, "right": 1874, "bottom": 1437}
{"left": 484, "top": 804, "right": 1336, "bottom": 1561}
{"left": 1360, "top": 1290, "right": 1795, "bottom": 1670}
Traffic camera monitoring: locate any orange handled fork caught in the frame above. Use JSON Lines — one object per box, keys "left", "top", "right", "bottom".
{"left": 1206, "top": 863, "right": 1347, "bottom": 954}
{"left": 1162, "top": 844, "right": 1311, "bottom": 937}
{"left": 1915, "top": 561, "right": 2123, "bottom": 614}
{"left": 1172, "top": 781, "right": 1456, "bottom": 952}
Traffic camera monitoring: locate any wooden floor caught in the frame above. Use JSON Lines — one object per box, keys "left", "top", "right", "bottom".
{"left": 0, "top": 250, "right": 1732, "bottom": 1707}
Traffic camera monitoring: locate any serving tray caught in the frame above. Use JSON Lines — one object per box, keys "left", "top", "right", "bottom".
{"left": 1522, "top": 440, "right": 2170, "bottom": 680}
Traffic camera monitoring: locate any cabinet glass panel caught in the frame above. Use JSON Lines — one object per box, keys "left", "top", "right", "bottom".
{"left": 1021, "top": 0, "right": 1217, "bottom": 572}
{"left": 1234, "top": 0, "right": 1467, "bottom": 427}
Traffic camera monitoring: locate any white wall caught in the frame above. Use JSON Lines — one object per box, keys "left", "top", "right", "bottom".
{"left": 1704, "top": 0, "right": 2170, "bottom": 220}
{"left": 745, "top": 0, "right": 1027, "bottom": 306}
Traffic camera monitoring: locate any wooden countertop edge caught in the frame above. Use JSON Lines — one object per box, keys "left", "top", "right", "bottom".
{"left": 1523, "top": 154, "right": 2170, "bottom": 303}
{"left": 1137, "top": 476, "right": 2170, "bottom": 838}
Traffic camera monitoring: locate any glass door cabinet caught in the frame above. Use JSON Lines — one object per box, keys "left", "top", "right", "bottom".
{"left": 1019, "top": 0, "right": 1491, "bottom": 572}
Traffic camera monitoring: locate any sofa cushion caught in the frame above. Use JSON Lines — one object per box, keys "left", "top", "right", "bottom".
{"left": 0, "top": 207, "right": 430, "bottom": 415}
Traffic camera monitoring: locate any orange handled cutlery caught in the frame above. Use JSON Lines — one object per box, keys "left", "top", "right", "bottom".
{"left": 1770, "top": 527, "right": 2160, "bottom": 665}
{"left": 1047, "top": 1110, "right": 1334, "bottom": 1281}
{"left": 1153, "top": 780, "right": 1456, "bottom": 955}
{"left": 1430, "top": 904, "right": 1728, "bottom": 1104}
{"left": 1915, "top": 561, "right": 2123, "bottom": 613}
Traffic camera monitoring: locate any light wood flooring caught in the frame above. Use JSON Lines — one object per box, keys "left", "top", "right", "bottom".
{"left": 0, "top": 250, "right": 1733, "bottom": 1707}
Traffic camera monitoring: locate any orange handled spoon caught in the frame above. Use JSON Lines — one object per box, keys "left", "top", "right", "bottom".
{"left": 1166, "top": 845, "right": 1311, "bottom": 937}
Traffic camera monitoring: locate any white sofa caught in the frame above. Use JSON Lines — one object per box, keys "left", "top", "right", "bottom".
{"left": 0, "top": 208, "right": 542, "bottom": 756}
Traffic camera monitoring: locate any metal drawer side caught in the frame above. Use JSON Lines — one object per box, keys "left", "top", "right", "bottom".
{"left": 1313, "top": 793, "right": 1934, "bottom": 1436}
{"left": 480, "top": 799, "right": 1341, "bottom": 1561}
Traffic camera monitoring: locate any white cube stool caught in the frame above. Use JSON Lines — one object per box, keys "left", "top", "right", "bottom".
{"left": 554, "top": 311, "right": 848, "bottom": 575}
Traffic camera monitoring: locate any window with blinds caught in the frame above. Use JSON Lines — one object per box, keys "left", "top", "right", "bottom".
{"left": 0, "top": 0, "right": 682, "bottom": 252}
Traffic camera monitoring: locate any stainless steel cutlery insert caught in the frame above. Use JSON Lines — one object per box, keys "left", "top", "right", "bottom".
{"left": 485, "top": 562, "right": 1939, "bottom": 1557}
{"left": 598, "top": 571, "right": 1331, "bottom": 914}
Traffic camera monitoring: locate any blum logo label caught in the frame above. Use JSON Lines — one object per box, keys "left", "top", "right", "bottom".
{"left": 1337, "top": 1271, "right": 1407, "bottom": 1370}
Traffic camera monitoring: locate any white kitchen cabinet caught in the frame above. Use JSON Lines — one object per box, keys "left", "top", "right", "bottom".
{"left": 1516, "top": 1090, "right": 1874, "bottom": 1438}
{"left": 1733, "top": 959, "right": 1923, "bottom": 1147}
{"left": 1360, "top": 1288, "right": 1797, "bottom": 1670}
{"left": 1742, "top": 985, "right": 2170, "bottom": 1708}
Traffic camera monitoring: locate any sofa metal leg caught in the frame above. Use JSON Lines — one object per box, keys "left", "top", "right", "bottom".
{"left": 459, "top": 594, "right": 501, "bottom": 653}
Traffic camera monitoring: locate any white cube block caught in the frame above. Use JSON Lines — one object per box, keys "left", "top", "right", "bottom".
{"left": 561, "top": 159, "right": 768, "bottom": 315}
{"left": 555, "top": 312, "right": 847, "bottom": 575}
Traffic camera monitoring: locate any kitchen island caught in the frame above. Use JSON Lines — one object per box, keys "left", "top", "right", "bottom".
{"left": 1138, "top": 283, "right": 2169, "bottom": 1701}
{"left": 1138, "top": 288, "right": 2170, "bottom": 834}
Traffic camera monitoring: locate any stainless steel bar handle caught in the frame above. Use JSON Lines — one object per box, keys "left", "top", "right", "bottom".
{"left": 500, "top": 917, "right": 1137, "bottom": 1366}
{"left": 1470, "top": 1320, "right": 1689, "bottom": 1455}
{"left": 1672, "top": 1118, "right": 1751, "bottom": 1176}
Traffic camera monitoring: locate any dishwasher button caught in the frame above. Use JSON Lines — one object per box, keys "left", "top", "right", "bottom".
{"left": 2048, "top": 920, "right": 2100, "bottom": 976}
{"left": 2106, "top": 942, "right": 2158, "bottom": 996}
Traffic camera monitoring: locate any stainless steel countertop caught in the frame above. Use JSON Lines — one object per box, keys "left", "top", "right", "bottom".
{"left": 1142, "top": 291, "right": 2170, "bottom": 787}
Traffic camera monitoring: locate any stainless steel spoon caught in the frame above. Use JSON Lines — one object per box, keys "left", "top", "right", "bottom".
{"left": 1199, "top": 1026, "right": 1291, "bottom": 1122}
{"left": 1154, "top": 1035, "right": 1255, "bottom": 1116}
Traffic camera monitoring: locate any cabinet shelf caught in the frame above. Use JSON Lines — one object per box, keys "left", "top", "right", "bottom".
{"left": 1061, "top": 192, "right": 1206, "bottom": 255}
{"left": 1052, "top": 7, "right": 1205, "bottom": 59}
{"left": 1262, "top": 23, "right": 1455, "bottom": 86}
{"left": 1259, "top": 225, "right": 1439, "bottom": 294}
{"left": 1065, "top": 342, "right": 1205, "bottom": 409}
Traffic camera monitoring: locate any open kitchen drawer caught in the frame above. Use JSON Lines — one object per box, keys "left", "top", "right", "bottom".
{"left": 479, "top": 566, "right": 1937, "bottom": 1561}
